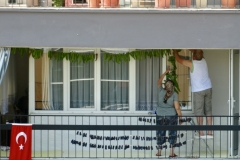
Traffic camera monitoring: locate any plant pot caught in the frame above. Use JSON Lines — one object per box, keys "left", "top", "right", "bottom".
{"left": 101, "top": 0, "right": 119, "bottom": 8}
{"left": 155, "top": 0, "right": 170, "bottom": 8}
{"left": 221, "top": 0, "right": 236, "bottom": 8}
{"left": 88, "top": 0, "right": 100, "bottom": 8}
{"left": 196, "top": 0, "right": 207, "bottom": 8}
{"left": 175, "top": 0, "right": 191, "bottom": 8}
{"left": 27, "top": 0, "right": 38, "bottom": 7}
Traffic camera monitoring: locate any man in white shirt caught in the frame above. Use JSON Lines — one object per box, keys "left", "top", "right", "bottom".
{"left": 173, "top": 49, "right": 213, "bottom": 138}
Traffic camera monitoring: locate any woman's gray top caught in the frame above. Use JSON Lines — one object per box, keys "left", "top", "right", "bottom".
{"left": 157, "top": 86, "right": 178, "bottom": 116}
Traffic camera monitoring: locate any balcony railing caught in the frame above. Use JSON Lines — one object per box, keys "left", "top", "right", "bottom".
{"left": 0, "top": 114, "right": 240, "bottom": 159}
{"left": 0, "top": 0, "right": 239, "bottom": 9}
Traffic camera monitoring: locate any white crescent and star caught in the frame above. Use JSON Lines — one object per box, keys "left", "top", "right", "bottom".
{"left": 16, "top": 132, "right": 27, "bottom": 150}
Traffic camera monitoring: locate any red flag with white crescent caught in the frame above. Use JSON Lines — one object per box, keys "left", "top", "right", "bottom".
{"left": 9, "top": 123, "right": 32, "bottom": 160}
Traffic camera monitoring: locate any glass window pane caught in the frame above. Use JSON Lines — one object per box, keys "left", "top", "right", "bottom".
{"left": 101, "top": 81, "right": 129, "bottom": 111}
{"left": 50, "top": 59, "right": 63, "bottom": 110}
{"left": 35, "top": 57, "right": 43, "bottom": 110}
{"left": 70, "top": 61, "right": 94, "bottom": 79}
{"left": 101, "top": 54, "right": 129, "bottom": 80}
{"left": 51, "top": 60, "right": 63, "bottom": 82}
{"left": 35, "top": 54, "right": 63, "bottom": 111}
{"left": 51, "top": 84, "right": 63, "bottom": 110}
{"left": 70, "top": 80, "right": 94, "bottom": 108}
{"left": 101, "top": 52, "right": 129, "bottom": 111}
{"left": 70, "top": 54, "right": 95, "bottom": 109}
{"left": 136, "top": 57, "right": 162, "bottom": 111}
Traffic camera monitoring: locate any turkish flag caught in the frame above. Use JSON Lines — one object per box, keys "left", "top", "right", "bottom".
{"left": 9, "top": 123, "right": 32, "bottom": 160}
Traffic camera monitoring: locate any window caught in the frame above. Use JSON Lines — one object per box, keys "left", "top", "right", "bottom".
{"left": 136, "top": 56, "right": 162, "bottom": 111}
{"left": 34, "top": 48, "right": 192, "bottom": 113}
{"left": 70, "top": 54, "right": 94, "bottom": 108}
{"left": 73, "top": 0, "right": 87, "bottom": 4}
{"left": 50, "top": 59, "right": 63, "bottom": 110}
{"left": 34, "top": 53, "right": 64, "bottom": 110}
{"left": 100, "top": 51, "right": 129, "bottom": 111}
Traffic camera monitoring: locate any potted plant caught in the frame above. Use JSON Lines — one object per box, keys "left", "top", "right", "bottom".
{"left": 101, "top": 0, "right": 119, "bottom": 7}
{"left": 88, "top": 0, "right": 100, "bottom": 7}
{"left": 222, "top": 0, "right": 236, "bottom": 8}
{"left": 155, "top": 0, "right": 170, "bottom": 8}
{"left": 196, "top": 0, "right": 207, "bottom": 8}
{"left": 175, "top": 0, "right": 191, "bottom": 8}
{"left": 53, "top": 0, "right": 65, "bottom": 7}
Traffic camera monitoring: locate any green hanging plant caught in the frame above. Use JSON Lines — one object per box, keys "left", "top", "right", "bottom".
{"left": 48, "top": 51, "right": 96, "bottom": 63}
{"left": 166, "top": 55, "right": 180, "bottom": 93}
{"left": 53, "top": 0, "right": 64, "bottom": 7}
{"left": 104, "top": 53, "right": 131, "bottom": 64}
{"left": 103, "top": 49, "right": 172, "bottom": 63}
{"left": 10, "top": 47, "right": 181, "bottom": 93}
{"left": 11, "top": 48, "right": 43, "bottom": 59}
{"left": 29, "top": 49, "right": 43, "bottom": 59}
{"left": 166, "top": 49, "right": 182, "bottom": 93}
{"left": 11, "top": 48, "right": 30, "bottom": 56}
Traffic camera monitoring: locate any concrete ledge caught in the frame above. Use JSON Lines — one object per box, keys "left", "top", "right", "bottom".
{"left": 0, "top": 8, "right": 240, "bottom": 48}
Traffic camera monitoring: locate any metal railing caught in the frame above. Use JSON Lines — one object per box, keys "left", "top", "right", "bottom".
{"left": 0, "top": 0, "right": 239, "bottom": 9}
{"left": 0, "top": 114, "right": 240, "bottom": 159}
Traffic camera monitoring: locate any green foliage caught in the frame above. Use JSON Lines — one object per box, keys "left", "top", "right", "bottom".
{"left": 103, "top": 49, "right": 172, "bottom": 63}
{"left": 11, "top": 48, "right": 43, "bottom": 59}
{"left": 104, "top": 53, "right": 130, "bottom": 64}
{"left": 29, "top": 49, "right": 43, "bottom": 59}
{"left": 166, "top": 56, "right": 180, "bottom": 93}
{"left": 48, "top": 51, "right": 96, "bottom": 63}
{"left": 53, "top": 0, "right": 64, "bottom": 7}
{"left": 11, "top": 48, "right": 181, "bottom": 93}
{"left": 11, "top": 48, "right": 30, "bottom": 56}
{"left": 11, "top": 48, "right": 96, "bottom": 64}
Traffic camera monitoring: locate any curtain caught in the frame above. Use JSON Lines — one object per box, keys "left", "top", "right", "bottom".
{"left": 49, "top": 59, "right": 63, "bottom": 110}
{"left": 70, "top": 54, "right": 94, "bottom": 108}
{"left": 0, "top": 48, "right": 10, "bottom": 85}
{"left": 136, "top": 56, "right": 162, "bottom": 111}
{"left": 42, "top": 52, "right": 50, "bottom": 110}
{"left": 101, "top": 51, "right": 129, "bottom": 111}
{"left": 0, "top": 48, "right": 16, "bottom": 115}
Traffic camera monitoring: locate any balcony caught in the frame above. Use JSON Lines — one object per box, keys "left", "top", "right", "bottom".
{"left": 0, "top": 114, "right": 239, "bottom": 159}
{"left": 0, "top": 0, "right": 239, "bottom": 9}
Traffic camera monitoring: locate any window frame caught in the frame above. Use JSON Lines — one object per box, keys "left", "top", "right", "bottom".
{"left": 65, "top": 49, "right": 96, "bottom": 112}
{"left": 29, "top": 48, "right": 193, "bottom": 115}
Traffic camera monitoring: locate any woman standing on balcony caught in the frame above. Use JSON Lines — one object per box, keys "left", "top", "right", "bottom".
{"left": 156, "top": 68, "right": 182, "bottom": 158}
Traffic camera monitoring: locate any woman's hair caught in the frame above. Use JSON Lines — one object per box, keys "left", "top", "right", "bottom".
{"left": 163, "top": 80, "right": 174, "bottom": 103}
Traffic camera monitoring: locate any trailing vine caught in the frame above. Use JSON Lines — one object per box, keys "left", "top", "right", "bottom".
{"left": 29, "top": 49, "right": 43, "bottom": 59}
{"left": 166, "top": 56, "right": 180, "bottom": 93}
{"left": 11, "top": 48, "right": 43, "bottom": 59}
{"left": 10, "top": 48, "right": 181, "bottom": 93}
{"left": 11, "top": 48, "right": 30, "bottom": 56}
{"left": 104, "top": 53, "right": 131, "bottom": 64}
{"left": 103, "top": 49, "right": 172, "bottom": 63}
{"left": 48, "top": 51, "right": 96, "bottom": 63}
{"left": 10, "top": 48, "right": 96, "bottom": 63}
